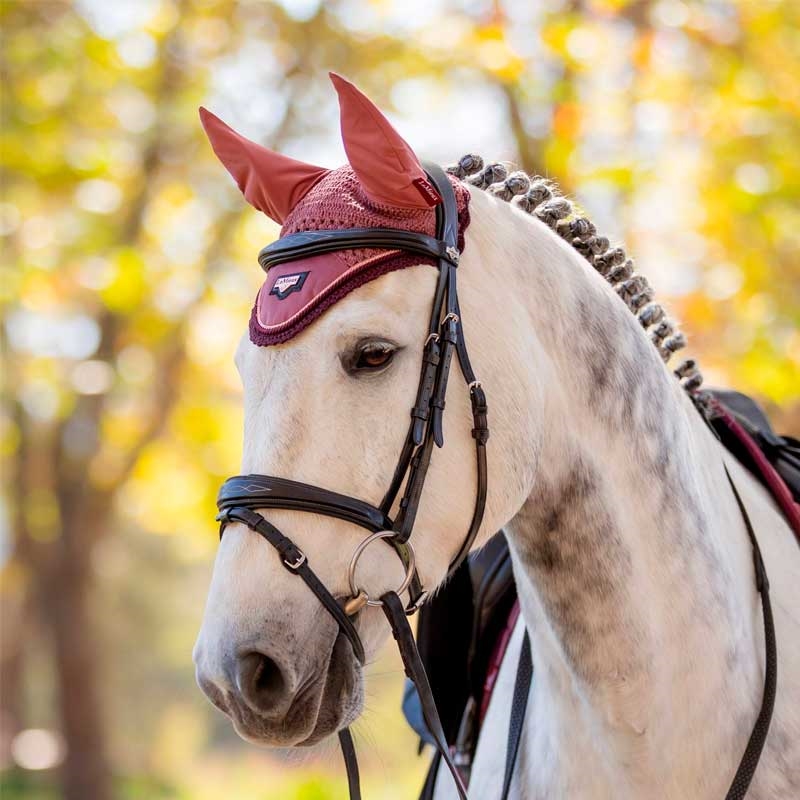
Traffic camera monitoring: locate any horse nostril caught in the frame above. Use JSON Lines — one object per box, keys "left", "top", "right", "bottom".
{"left": 235, "top": 652, "right": 288, "bottom": 713}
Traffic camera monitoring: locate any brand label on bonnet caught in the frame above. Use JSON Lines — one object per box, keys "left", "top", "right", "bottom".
{"left": 412, "top": 177, "right": 443, "bottom": 207}
{"left": 269, "top": 272, "right": 309, "bottom": 300}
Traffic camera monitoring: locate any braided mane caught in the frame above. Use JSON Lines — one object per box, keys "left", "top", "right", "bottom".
{"left": 446, "top": 155, "right": 703, "bottom": 393}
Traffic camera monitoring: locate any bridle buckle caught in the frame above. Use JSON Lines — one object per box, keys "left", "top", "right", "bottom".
{"left": 283, "top": 550, "right": 307, "bottom": 570}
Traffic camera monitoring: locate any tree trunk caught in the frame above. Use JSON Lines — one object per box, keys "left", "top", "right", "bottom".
{"left": 0, "top": 588, "right": 27, "bottom": 763}
{"left": 44, "top": 550, "right": 113, "bottom": 800}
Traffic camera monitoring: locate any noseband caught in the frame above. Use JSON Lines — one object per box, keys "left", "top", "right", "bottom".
{"left": 216, "top": 163, "right": 485, "bottom": 799}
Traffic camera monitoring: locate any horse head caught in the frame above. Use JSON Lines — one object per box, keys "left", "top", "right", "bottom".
{"left": 193, "top": 75, "right": 538, "bottom": 747}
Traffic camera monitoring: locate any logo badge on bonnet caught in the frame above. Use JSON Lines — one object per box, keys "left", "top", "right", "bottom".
{"left": 269, "top": 271, "right": 309, "bottom": 300}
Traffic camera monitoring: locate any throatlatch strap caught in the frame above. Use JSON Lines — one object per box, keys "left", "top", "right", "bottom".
{"left": 500, "top": 631, "right": 532, "bottom": 800}
{"left": 723, "top": 466, "right": 776, "bottom": 800}
{"left": 382, "top": 591, "right": 469, "bottom": 800}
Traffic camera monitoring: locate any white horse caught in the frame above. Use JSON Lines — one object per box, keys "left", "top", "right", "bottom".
{"left": 193, "top": 75, "right": 800, "bottom": 799}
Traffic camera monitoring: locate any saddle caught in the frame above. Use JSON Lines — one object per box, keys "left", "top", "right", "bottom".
{"left": 706, "top": 389, "right": 800, "bottom": 504}
{"left": 404, "top": 388, "right": 800, "bottom": 797}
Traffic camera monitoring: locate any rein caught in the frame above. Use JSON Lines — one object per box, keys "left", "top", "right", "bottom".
{"left": 213, "top": 163, "right": 779, "bottom": 799}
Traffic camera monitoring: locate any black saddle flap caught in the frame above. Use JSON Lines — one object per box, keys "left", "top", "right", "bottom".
{"left": 402, "top": 531, "right": 516, "bottom": 745}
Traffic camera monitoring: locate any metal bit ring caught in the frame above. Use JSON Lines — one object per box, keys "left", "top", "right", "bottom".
{"left": 346, "top": 531, "right": 416, "bottom": 613}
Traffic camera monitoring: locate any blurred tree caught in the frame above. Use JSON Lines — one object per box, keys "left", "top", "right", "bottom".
{"left": 3, "top": 3, "right": 241, "bottom": 797}
{"left": 1, "top": 2, "right": 797, "bottom": 800}
{"left": 1, "top": 2, "right": 448, "bottom": 797}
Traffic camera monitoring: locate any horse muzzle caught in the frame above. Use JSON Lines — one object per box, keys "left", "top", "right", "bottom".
{"left": 194, "top": 625, "right": 363, "bottom": 747}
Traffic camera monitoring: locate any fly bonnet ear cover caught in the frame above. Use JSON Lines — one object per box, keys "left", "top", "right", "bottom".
{"left": 200, "top": 73, "right": 471, "bottom": 345}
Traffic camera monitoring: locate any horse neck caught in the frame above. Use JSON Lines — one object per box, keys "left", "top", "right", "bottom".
{"left": 497, "top": 216, "right": 764, "bottom": 792}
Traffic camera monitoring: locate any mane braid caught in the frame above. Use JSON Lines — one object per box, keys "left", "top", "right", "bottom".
{"left": 446, "top": 154, "right": 703, "bottom": 393}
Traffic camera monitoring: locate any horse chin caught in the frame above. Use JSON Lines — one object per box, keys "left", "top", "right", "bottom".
{"left": 232, "top": 632, "right": 364, "bottom": 749}
{"left": 294, "top": 632, "right": 365, "bottom": 747}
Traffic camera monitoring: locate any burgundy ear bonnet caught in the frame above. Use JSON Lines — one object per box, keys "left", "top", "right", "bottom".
{"left": 200, "top": 74, "right": 470, "bottom": 346}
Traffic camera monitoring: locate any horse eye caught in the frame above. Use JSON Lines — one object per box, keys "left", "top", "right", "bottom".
{"left": 345, "top": 340, "right": 398, "bottom": 374}
{"left": 356, "top": 343, "right": 395, "bottom": 370}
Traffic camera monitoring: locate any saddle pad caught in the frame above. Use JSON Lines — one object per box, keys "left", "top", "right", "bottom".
{"left": 710, "top": 397, "right": 800, "bottom": 542}
{"left": 249, "top": 165, "right": 471, "bottom": 346}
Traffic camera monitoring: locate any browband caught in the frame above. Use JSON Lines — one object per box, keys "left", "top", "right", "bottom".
{"left": 258, "top": 227, "right": 460, "bottom": 272}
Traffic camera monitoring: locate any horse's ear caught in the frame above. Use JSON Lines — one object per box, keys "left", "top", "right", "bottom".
{"left": 330, "top": 73, "right": 441, "bottom": 210}
{"left": 199, "top": 107, "right": 330, "bottom": 224}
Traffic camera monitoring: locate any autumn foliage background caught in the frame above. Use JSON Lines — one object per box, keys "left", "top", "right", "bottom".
{"left": 1, "top": 1, "right": 799, "bottom": 799}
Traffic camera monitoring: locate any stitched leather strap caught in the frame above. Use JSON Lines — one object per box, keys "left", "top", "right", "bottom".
{"left": 723, "top": 466, "right": 776, "bottom": 800}
{"left": 339, "top": 728, "right": 361, "bottom": 800}
{"left": 382, "top": 591, "right": 469, "bottom": 799}
{"left": 446, "top": 384, "right": 489, "bottom": 572}
{"left": 410, "top": 337, "right": 441, "bottom": 444}
{"left": 393, "top": 436, "right": 436, "bottom": 544}
{"left": 387, "top": 163, "right": 489, "bottom": 568}
{"left": 499, "top": 631, "right": 532, "bottom": 800}
{"left": 258, "top": 227, "right": 459, "bottom": 272}
{"left": 218, "top": 475, "right": 391, "bottom": 533}
{"left": 430, "top": 315, "right": 458, "bottom": 447}
{"left": 218, "top": 476, "right": 427, "bottom": 610}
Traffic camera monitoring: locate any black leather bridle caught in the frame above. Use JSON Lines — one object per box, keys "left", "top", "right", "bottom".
{"left": 213, "top": 163, "right": 777, "bottom": 800}
{"left": 216, "top": 163, "right": 485, "bottom": 799}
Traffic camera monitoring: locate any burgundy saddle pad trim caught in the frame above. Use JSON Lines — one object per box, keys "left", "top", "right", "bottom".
{"left": 711, "top": 398, "right": 800, "bottom": 543}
